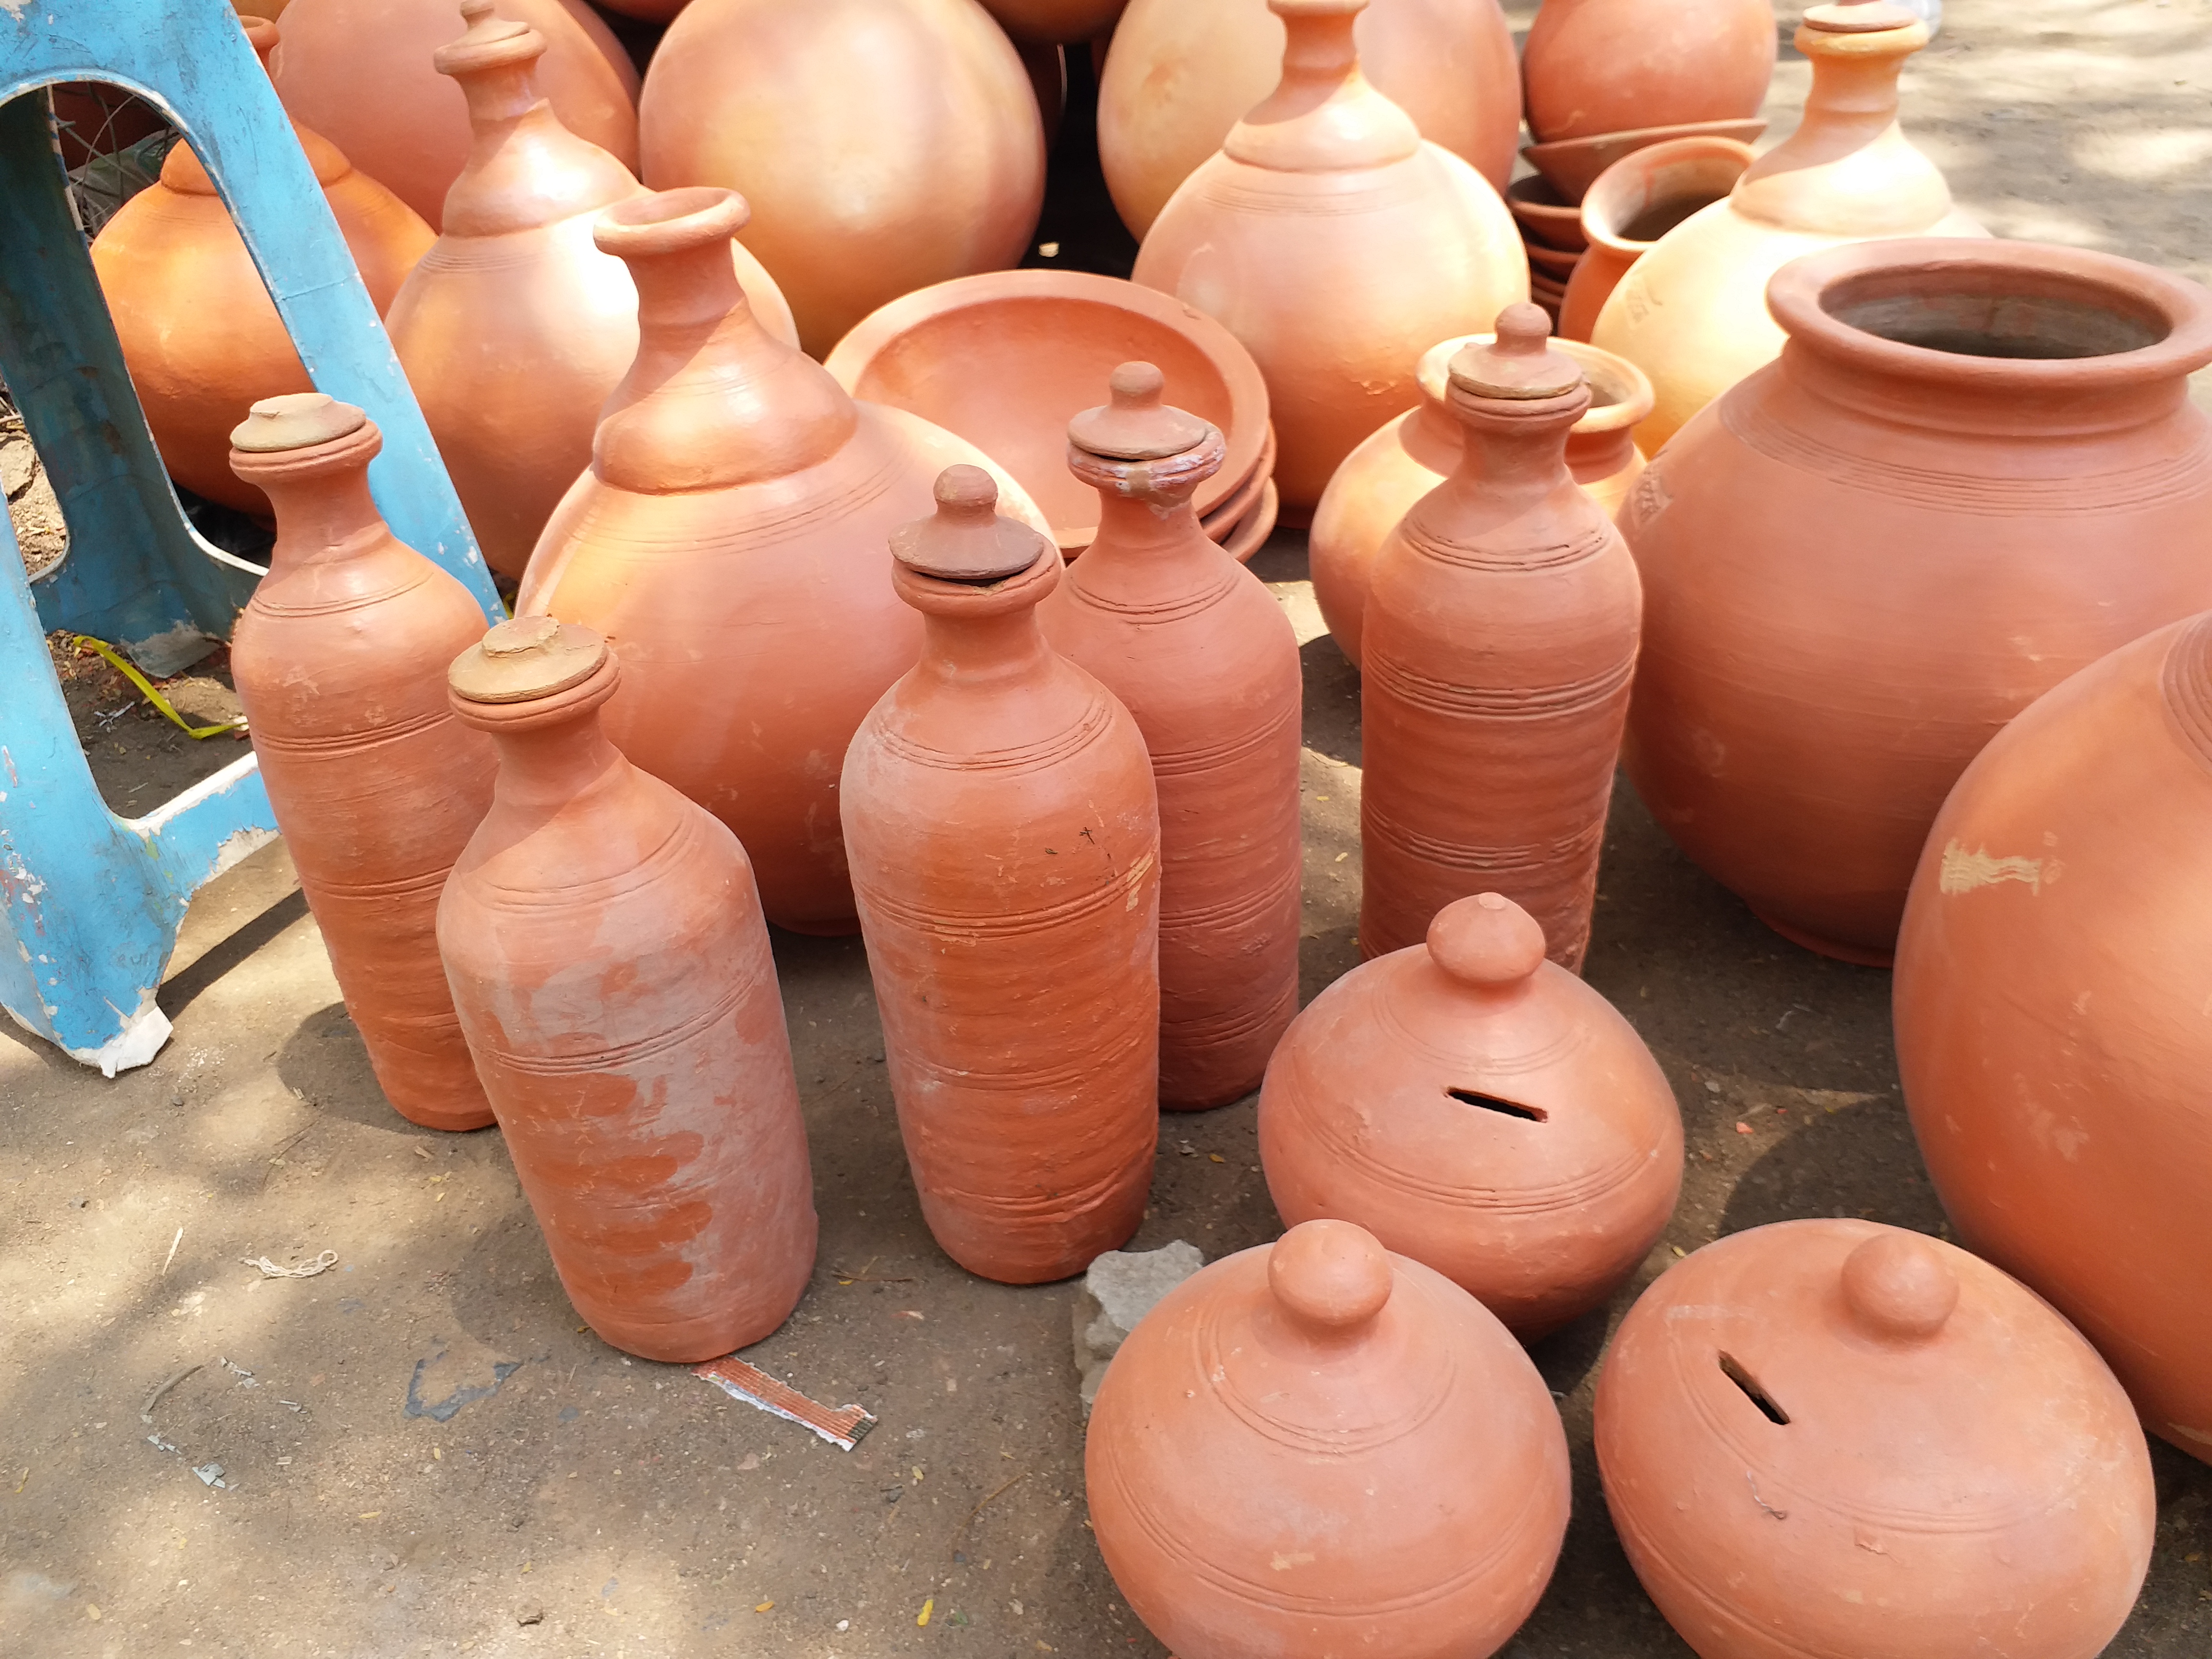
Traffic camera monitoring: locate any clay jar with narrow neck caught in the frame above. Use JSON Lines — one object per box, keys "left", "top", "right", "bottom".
{"left": 437, "top": 618, "right": 817, "bottom": 1362}
{"left": 517, "top": 188, "right": 1044, "bottom": 937}
{"left": 1086, "top": 1219, "right": 1571, "bottom": 1659}
{"left": 1520, "top": 0, "right": 1775, "bottom": 145}
{"left": 1310, "top": 329, "right": 1650, "bottom": 669}
{"left": 1360, "top": 308, "right": 1642, "bottom": 970}
{"left": 1895, "top": 613, "right": 2212, "bottom": 1462}
{"left": 1592, "top": 0, "right": 1985, "bottom": 452}
{"left": 1596, "top": 1222, "right": 2156, "bottom": 1659}
{"left": 1131, "top": 0, "right": 1527, "bottom": 519}
{"left": 1619, "top": 239, "right": 2212, "bottom": 964}
{"left": 227, "top": 396, "right": 495, "bottom": 1131}
{"left": 1557, "top": 135, "right": 1754, "bottom": 343}
{"left": 91, "top": 16, "right": 433, "bottom": 519}
{"left": 842, "top": 469, "right": 1160, "bottom": 1284}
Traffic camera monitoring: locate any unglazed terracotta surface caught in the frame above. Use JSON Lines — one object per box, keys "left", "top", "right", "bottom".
{"left": 1596, "top": 1221, "right": 2156, "bottom": 1659}
{"left": 227, "top": 396, "right": 494, "bottom": 1132}
{"left": 1620, "top": 238, "right": 2212, "bottom": 963}
{"left": 1519, "top": 114, "right": 1765, "bottom": 206}
{"left": 1558, "top": 135, "right": 1754, "bottom": 341}
{"left": 1086, "top": 1219, "right": 1570, "bottom": 1658}
{"left": 842, "top": 469, "right": 1160, "bottom": 1285}
{"left": 1895, "top": 613, "right": 2212, "bottom": 1463}
{"left": 1521, "top": 0, "right": 1774, "bottom": 145}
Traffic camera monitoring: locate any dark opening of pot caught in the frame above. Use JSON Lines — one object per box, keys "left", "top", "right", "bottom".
{"left": 1446, "top": 1087, "right": 1547, "bottom": 1123}
{"left": 1718, "top": 1352, "right": 1791, "bottom": 1425}
{"left": 1827, "top": 289, "right": 2167, "bottom": 360}
{"left": 1619, "top": 191, "right": 1724, "bottom": 244}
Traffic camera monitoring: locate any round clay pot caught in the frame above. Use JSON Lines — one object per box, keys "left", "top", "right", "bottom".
{"left": 1087, "top": 1218, "right": 1571, "bottom": 1658}
{"left": 272, "top": 0, "right": 638, "bottom": 232}
{"left": 1132, "top": 0, "right": 1526, "bottom": 518}
{"left": 1310, "top": 329, "right": 1649, "bottom": 670}
{"left": 981, "top": 0, "right": 1125, "bottom": 42}
{"left": 227, "top": 396, "right": 494, "bottom": 1132}
{"left": 639, "top": 0, "right": 1047, "bottom": 356}
{"left": 1521, "top": 0, "right": 1774, "bottom": 146}
{"left": 1558, "top": 134, "right": 1755, "bottom": 342}
{"left": 1895, "top": 612, "right": 2212, "bottom": 1463}
{"left": 824, "top": 270, "right": 1270, "bottom": 554}
{"left": 1099, "top": 0, "right": 1520, "bottom": 239}
{"left": 1505, "top": 174, "right": 1586, "bottom": 252}
{"left": 1596, "top": 1221, "right": 2156, "bottom": 1659}
{"left": 1619, "top": 238, "right": 2212, "bottom": 964}
{"left": 1592, "top": 2, "right": 1984, "bottom": 453}
{"left": 843, "top": 469, "right": 1160, "bottom": 1284}
{"left": 1261, "top": 892, "right": 1682, "bottom": 1337}
{"left": 440, "top": 617, "right": 817, "bottom": 1362}
{"left": 1038, "top": 364, "right": 1302, "bottom": 1110}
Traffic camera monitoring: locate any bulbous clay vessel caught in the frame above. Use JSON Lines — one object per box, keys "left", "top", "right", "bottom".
{"left": 1596, "top": 1221, "right": 2156, "bottom": 1659}
{"left": 439, "top": 617, "right": 817, "bottom": 1361}
{"left": 1592, "top": 0, "right": 1985, "bottom": 452}
{"left": 639, "top": 0, "right": 1047, "bottom": 356}
{"left": 1521, "top": 0, "right": 1775, "bottom": 145}
{"left": 1099, "top": 0, "right": 1520, "bottom": 238}
{"left": 1310, "top": 330, "right": 1649, "bottom": 668}
{"left": 92, "top": 18, "right": 433, "bottom": 518}
{"left": 518, "top": 188, "right": 1046, "bottom": 937}
{"left": 842, "top": 469, "right": 1160, "bottom": 1284}
{"left": 1620, "top": 239, "right": 2212, "bottom": 964}
{"left": 1360, "top": 310, "right": 1642, "bottom": 969}
{"left": 1895, "top": 613, "right": 2212, "bottom": 1461}
{"left": 1087, "top": 1218, "right": 1571, "bottom": 1658}
{"left": 272, "top": 0, "right": 637, "bottom": 231}
{"left": 1037, "top": 365, "right": 1301, "bottom": 1110}
{"left": 1557, "top": 135, "right": 1755, "bottom": 342}
{"left": 982, "top": 0, "right": 1124, "bottom": 41}
{"left": 386, "top": 4, "right": 793, "bottom": 580}
{"left": 1261, "top": 892, "right": 1681, "bottom": 1337}
{"left": 1132, "top": 0, "right": 1525, "bottom": 518}
{"left": 227, "top": 396, "right": 494, "bottom": 1131}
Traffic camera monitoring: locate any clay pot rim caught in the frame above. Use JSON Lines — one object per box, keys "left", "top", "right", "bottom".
{"left": 1219, "top": 477, "right": 1279, "bottom": 564}
{"left": 1578, "top": 135, "right": 1758, "bottom": 258}
{"left": 448, "top": 644, "right": 622, "bottom": 733}
{"left": 227, "top": 410, "right": 384, "bottom": 484}
{"left": 1199, "top": 421, "right": 1276, "bottom": 538}
{"left": 1506, "top": 174, "right": 1587, "bottom": 252}
{"left": 892, "top": 541, "right": 1063, "bottom": 618}
{"left": 1522, "top": 117, "right": 1767, "bottom": 204}
{"left": 596, "top": 185, "right": 749, "bottom": 256}
{"left": 1416, "top": 334, "right": 1653, "bottom": 434}
{"left": 1526, "top": 242, "right": 1581, "bottom": 278}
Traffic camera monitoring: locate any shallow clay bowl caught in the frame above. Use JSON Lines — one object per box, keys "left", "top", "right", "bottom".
{"left": 1506, "top": 174, "right": 1587, "bottom": 252}
{"left": 1526, "top": 242, "right": 1582, "bottom": 282}
{"left": 1522, "top": 117, "right": 1767, "bottom": 204}
{"left": 826, "top": 269, "right": 1271, "bottom": 554}
{"left": 1220, "top": 479, "right": 1279, "bottom": 565}
{"left": 1199, "top": 421, "right": 1275, "bottom": 541}
{"left": 1530, "top": 271, "right": 1570, "bottom": 301}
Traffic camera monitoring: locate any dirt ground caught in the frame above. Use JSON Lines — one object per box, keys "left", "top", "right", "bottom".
{"left": 7, "top": 0, "right": 2212, "bottom": 1654}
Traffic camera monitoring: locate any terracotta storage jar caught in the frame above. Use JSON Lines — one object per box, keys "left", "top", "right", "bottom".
{"left": 517, "top": 187, "right": 1045, "bottom": 938}
{"left": 1521, "top": 0, "right": 1775, "bottom": 146}
{"left": 1130, "top": 0, "right": 1526, "bottom": 519}
{"left": 639, "top": 0, "right": 1046, "bottom": 356}
{"left": 842, "top": 469, "right": 1160, "bottom": 1285}
{"left": 1038, "top": 365, "right": 1301, "bottom": 1110}
{"left": 1596, "top": 1221, "right": 2156, "bottom": 1659}
{"left": 1360, "top": 310, "right": 1641, "bottom": 969}
{"left": 1087, "top": 1218, "right": 1570, "bottom": 1659}
{"left": 1557, "top": 134, "right": 1755, "bottom": 342}
{"left": 1620, "top": 238, "right": 2212, "bottom": 964}
{"left": 227, "top": 395, "right": 495, "bottom": 1132}
{"left": 1895, "top": 612, "right": 2212, "bottom": 1461}
{"left": 1310, "top": 330, "right": 1648, "bottom": 668}
{"left": 439, "top": 617, "right": 816, "bottom": 1362}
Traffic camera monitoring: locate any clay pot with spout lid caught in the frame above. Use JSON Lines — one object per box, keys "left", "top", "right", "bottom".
{"left": 438, "top": 616, "right": 817, "bottom": 1362}
{"left": 226, "top": 395, "right": 495, "bottom": 1132}
{"left": 1520, "top": 0, "right": 1775, "bottom": 146}
{"left": 1359, "top": 308, "right": 1642, "bottom": 969}
{"left": 1086, "top": 1218, "right": 1570, "bottom": 1658}
{"left": 1557, "top": 134, "right": 1755, "bottom": 342}
{"left": 1131, "top": 0, "right": 1526, "bottom": 519}
{"left": 1596, "top": 1220, "right": 2156, "bottom": 1659}
{"left": 1037, "top": 363, "right": 1301, "bottom": 1111}
{"left": 1261, "top": 892, "right": 1681, "bottom": 1337}
{"left": 842, "top": 469, "right": 1160, "bottom": 1284}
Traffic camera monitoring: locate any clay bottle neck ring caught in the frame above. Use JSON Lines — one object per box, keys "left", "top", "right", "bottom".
{"left": 894, "top": 545, "right": 1061, "bottom": 621}
{"left": 1225, "top": 0, "right": 1420, "bottom": 172}
{"left": 1447, "top": 382, "right": 1591, "bottom": 444}
{"left": 451, "top": 649, "right": 622, "bottom": 738}
{"left": 1068, "top": 426, "right": 1226, "bottom": 506}
{"left": 597, "top": 187, "right": 752, "bottom": 332}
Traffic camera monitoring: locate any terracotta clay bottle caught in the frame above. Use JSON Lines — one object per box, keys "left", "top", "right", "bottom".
{"left": 1895, "top": 613, "right": 2212, "bottom": 1462}
{"left": 1359, "top": 308, "right": 1642, "bottom": 969}
{"left": 1596, "top": 1222, "right": 2156, "bottom": 1659}
{"left": 1037, "top": 365, "right": 1301, "bottom": 1110}
{"left": 1087, "top": 1219, "right": 1571, "bottom": 1659}
{"left": 226, "top": 395, "right": 495, "bottom": 1131}
{"left": 1557, "top": 134, "right": 1754, "bottom": 342}
{"left": 92, "top": 16, "right": 433, "bottom": 519}
{"left": 518, "top": 187, "right": 1044, "bottom": 937}
{"left": 1130, "top": 0, "right": 1526, "bottom": 518}
{"left": 842, "top": 469, "right": 1160, "bottom": 1285}
{"left": 438, "top": 616, "right": 817, "bottom": 1362}
{"left": 1520, "top": 0, "right": 1774, "bottom": 144}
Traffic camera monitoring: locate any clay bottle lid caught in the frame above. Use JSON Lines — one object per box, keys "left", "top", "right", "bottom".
{"left": 1802, "top": 0, "right": 1920, "bottom": 30}
{"left": 1449, "top": 305, "right": 1584, "bottom": 400}
{"left": 891, "top": 467, "right": 1051, "bottom": 581}
{"left": 1069, "top": 362, "right": 1212, "bottom": 460}
{"left": 229, "top": 392, "right": 369, "bottom": 452}
{"left": 448, "top": 613, "right": 610, "bottom": 703}
{"left": 1428, "top": 892, "right": 1548, "bottom": 988}
{"left": 1269, "top": 1218, "right": 1394, "bottom": 1338}
{"left": 435, "top": 0, "right": 544, "bottom": 74}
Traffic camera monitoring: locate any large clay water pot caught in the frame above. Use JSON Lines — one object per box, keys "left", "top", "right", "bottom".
{"left": 1591, "top": 0, "right": 1984, "bottom": 452}
{"left": 1037, "top": 364, "right": 1301, "bottom": 1110}
{"left": 440, "top": 617, "right": 817, "bottom": 1362}
{"left": 1086, "top": 1218, "right": 1571, "bottom": 1659}
{"left": 1619, "top": 239, "right": 2212, "bottom": 965}
{"left": 1098, "top": 0, "right": 1520, "bottom": 238}
{"left": 1557, "top": 134, "right": 1754, "bottom": 342}
{"left": 842, "top": 469, "right": 1160, "bottom": 1285}
{"left": 1597, "top": 1221, "right": 2156, "bottom": 1659}
{"left": 1895, "top": 612, "right": 2212, "bottom": 1462}
{"left": 639, "top": 0, "right": 1047, "bottom": 356}
{"left": 227, "top": 396, "right": 494, "bottom": 1132}
{"left": 1520, "top": 0, "right": 1775, "bottom": 145}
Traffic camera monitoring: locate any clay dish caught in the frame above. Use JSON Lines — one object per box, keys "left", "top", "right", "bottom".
{"left": 1197, "top": 421, "right": 1275, "bottom": 542}
{"left": 1218, "top": 479, "right": 1280, "bottom": 565}
{"left": 1522, "top": 117, "right": 1766, "bottom": 204}
{"left": 1526, "top": 242, "right": 1582, "bottom": 282}
{"left": 1506, "top": 174, "right": 1587, "bottom": 252}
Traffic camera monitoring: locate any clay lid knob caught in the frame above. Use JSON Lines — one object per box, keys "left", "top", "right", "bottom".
{"left": 1450, "top": 305, "right": 1584, "bottom": 400}
{"left": 890, "top": 466, "right": 1051, "bottom": 582}
{"left": 1802, "top": 0, "right": 1920, "bottom": 30}
{"left": 1428, "top": 892, "right": 1548, "bottom": 988}
{"left": 1069, "top": 362, "right": 1213, "bottom": 461}
{"left": 448, "top": 614, "right": 609, "bottom": 703}
{"left": 1840, "top": 1231, "right": 1959, "bottom": 1343}
{"left": 436, "top": 0, "right": 544, "bottom": 74}
{"left": 229, "top": 392, "right": 368, "bottom": 453}
{"left": 1269, "top": 1219, "right": 1394, "bottom": 1338}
